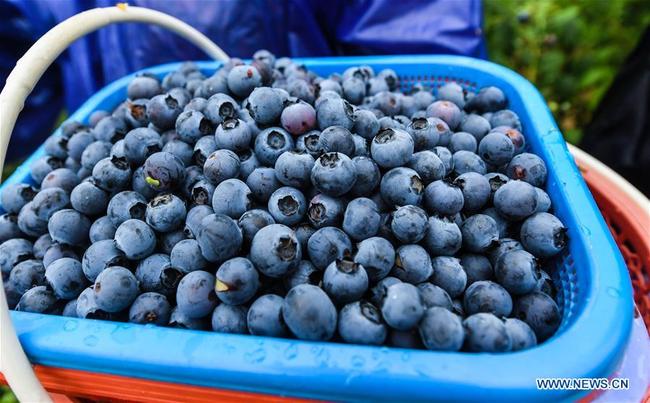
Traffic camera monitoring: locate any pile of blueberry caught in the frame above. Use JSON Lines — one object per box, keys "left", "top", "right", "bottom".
{"left": 1, "top": 50, "right": 568, "bottom": 353}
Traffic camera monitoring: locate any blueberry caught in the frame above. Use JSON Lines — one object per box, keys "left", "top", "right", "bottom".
{"left": 316, "top": 97, "right": 355, "bottom": 130}
{"left": 215, "top": 257, "right": 259, "bottom": 305}
{"left": 311, "top": 152, "right": 356, "bottom": 197}
{"left": 31, "top": 187, "right": 70, "bottom": 222}
{"left": 463, "top": 313, "right": 512, "bottom": 352}
{"left": 465, "top": 86, "right": 507, "bottom": 113}
{"left": 489, "top": 109, "right": 521, "bottom": 131}
{"left": 15, "top": 286, "right": 59, "bottom": 313}
{"left": 283, "top": 284, "right": 337, "bottom": 340}
{"left": 450, "top": 132, "right": 477, "bottom": 153}
{"left": 143, "top": 151, "right": 186, "bottom": 191}
{"left": 342, "top": 77, "right": 366, "bottom": 105}
{"left": 17, "top": 202, "right": 48, "bottom": 237}
{"left": 293, "top": 224, "right": 316, "bottom": 253}
{"left": 365, "top": 77, "right": 388, "bottom": 96}
{"left": 195, "top": 74, "right": 228, "bottom": 99}
{"left": 128, "top": 292, "right": 171, "bottom": 325}
{"left": 30, "top": 156, "right": 64, "bottom": 184}
{"left": 296, "top": 130, "right": 324, "bottom": 158}
{"left": 307, "top": 194, "right": 343, "bottom": 228}
{"left": 189, "top": 179, "right": 214, "bottom": 206}
{"left": 478, "top": 131, "right": 514, "bottom": 166}
{"left": 512, "top": 292, "right": 561, "bottom": 341}
{"left": 246, "top": 87, "right": 283, "bottom": 126}
{"left": 495, "top": 127, "right": 526, "bottom": 155}
{"left": 197, "top": 214, "right": 242, "bottom": 263}
{"left": 44, "top": 257, "right": 87, "bottom": 299}
{"left": 274, "top": 151, "right": 315, "bottom": 188}
{"left": 127, "top": 75, "right": 162, "bottom": 99}
{"left": 42, "top": 243, "right": 77, "bottom": 268}
{"left": 423, "top": 215, "right": 462, "bottom": 256}
{"left": 70, "top": 181, "right": 109, "bottom": 216}
{"left": 463, "top": 280, "right": 512, "bottom": 317}
{"left": 214, "top": 118, "right": 252, "bottom": 153}
{"left": 75, "top": 286, "right": 110, "bottom": 319}
{"left": 107, "top": 191, "right": 146, "bottom": 227}
{"left": 92, "top": 156, "right": 132, "bottom": 192}
{"left": 354, "top": 237, "right": 395, "bottom": 282}
{"left": 288, "top": 79, "right": 316, "bottom": 105}
{"left": 147, "top": 93, "right": 183, "bottom": 130}
{"left": 1, "top": 183, "right": 36, "bottom": 214}
{"left": 125, "top": 99, "right": 149, "bottom": 128}
{"left": 430, "top": 256, "right": 467, "bottom": 298}
{"left": 44, "top": 135, "right": 69, "bottom": 159}
{"left": 267, "top": 187, "right": 307, "bottom": 226}
{"left": 162, "top": 140, "right": 194, "bottom": 166}
{"left": 250, "top": 224, "right": 301, "bottom": 277}
{"left": 452, "top": 150, "right": 487, "bottom": 176}
{"left": 535, "top": 269, "right": 557, "bottom": 299}
{"left": 461, "top": 214, "right": 499, "bottom": 252}
{"left": 176, "top": 270, "right": 218, "bottom": 319}
{"left": 460, "top": 114, "right": 491, "bottom": 141}
{"left": 322, "top": 259, "right": 368, "bottom": 304}
{"left": 169, "top": 306, "right": 209, "bottom": 330}
{"left": 506, "top": 153, "right": 547, "bottom": 187}
{"left": 254, "top": 127, "right": 294, "bottom": 166}
{"left": 123, "top": 128, "right": 162, "bottom": 165}
{"left": 281, "top": 101, "right": 316, "bottom": 135}
{"left": 80, "top": 141, "right": 112, "bottom": 169}
{"left": 227, "top": 65, "right": 261, "bottom": 98}
{"left": 41, "top": 168, "right": 80, "bottom": 193}
{"left": 388, "top": 329, "right": 424, "bottom": 349}
{"left": 237, "top": 149, "right": 261, "bottom": 182}
{"left": 82, "top": 239, "right": 127, "bottom": 282}
{"left": 67, "top": 131, "right": 97, "bottom": 162}
{"left": 168, "top": 239, "right": 206, "bottom": 274}
{"left": 207, "top": 179, "right": 251, "bottom": 220}
{"left": 60, "top": 120, "right": 86, "bottom": 138}
{"left": 183, "top": 204, "right": 213, "bottom": 238}
{"left": 459, "top": 254, "right": 493, "bottom": 286}
{"left": 176, "top": 110, "right": 212, "bottom": 144}
{"left": 436, "top": 82, "right": 465, "bottom": 108}
{"left": 159, "top": 229, "right": 186, "bottom": 255}
{"left": 93, "top": 266, "right": 139, "bottom": 313}
{"left": 33, "top": 234, "right": 53, "bottom": 259}
{"left": 418, "top": 306, "right": 464, "bottom": 351}
{"left": 349, "top": 156, "right": 381, "bottom": 197}
{"left": 504, "top": 318, "right": 537, "bottom": 351}
{"left": 534, "top": 188, "right": 551, "bottom": 213}
{"left": 373, "top": 91, "right": 401, "bottom": 116}
{"left": 247, "top": 294, "right": 289, "bottom": 337}
{"left": 62, "top": 299, "right": 78, "bottom": 317}
{"left": 520, "top": 212, "right": 567, "bottom": 258}
{"left": 426, "top": 100, "right": 462, "bottom": 130}
{"left": 432, "top": 146, "right": 454, "bottom": 173}
{"left": 484, "top": 172, "right": 509, "bottom": 203}
{"left": 48, "top": 209, "right": 90, "bottom": 246}
{"left": 204, "top": 93, "right": 238, "bottom": 125}
{"left": 381, "top": 283, "right": 424, "bottom": 331}
{"left": 193, "top": 135, "right": 217, "bottom": 166}
{"left": 417, "top": 283, "right": 453, "bottom": 310}
{"left": 353, "top": 109, "right": 380, "bottom": 140}
{"left": 390, "top": 205, "right": 427, "bottom": 243}
{"left": 7, "top": 259, "right": 45, "bottom": 296}
{"left": 110, "top": 139, "right": 127, "bottom": 159}
{"left": 338, "top": 301, "right": 387, "bottom": 345}
{"left": 424, "top": 180, "right": 464, "bottom": 215}
{"left": 319, "top": 126, "right": 355, "bottom": 156}
{"left": 408, "top": 151, "right": 445, "bottom": 185}
{"left": 341, "top": 197, "right": 380, "bottom": 241}
{"left": 94, "top": 116, "right": 129, "bottom": 143}
{"left": 211, "top": 304, "right": 249, "bottom": 334}
{"left": 495, "top": 249, "right": 540, "bottom": 295}
{"left": 370, "top": 128, "right": 414, "bottom": 168}
{"left": 493, "top": 180, "right": 538, "bottom": 221}
{"left": 392, "top": 244, "right": 432, "bottom": 284}
{"left": 235, "top": 209, "right": 273, "bottom": 245}
{"left": 114, "top": 219, "right": 156, "bottom": 260}
{"left": 307, "top": 226, "right": 352, "bottom": 270}
{"left": 488, "top": 238, "right": 524, "bottom": 265}
{"left": 380, "top": 167, "right": 423, "bottom": 208}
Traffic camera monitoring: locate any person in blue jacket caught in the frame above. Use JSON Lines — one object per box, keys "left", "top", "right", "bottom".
{"left": 0, "top": 0, "right": 486, "bottom": 161}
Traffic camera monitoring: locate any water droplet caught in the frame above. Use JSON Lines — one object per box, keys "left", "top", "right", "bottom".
{"left": 244, "top": 348, "right": 266, "bottom": 363}
{"left": 224, "top": 343, "right": 236, "bottom": 354}
{"left": 63, "top": 320, "right": 78, "bottom": 332}
{"left": 351, "top": 355, "right": 365, "bottom": 367}
{"left": 284, "top": 344, "right": 298, "bottom": 360}
{"left": 607, "top": 287, "right": 621, "bottom": 297}
{"left": 580, "top": 225, "right": 591, "bottom": 236}
{"left": 401, "top": 351, "right": 411, "bottom": 362}
{"left": 84, "top": 335, "right": 98, "bottom": 347}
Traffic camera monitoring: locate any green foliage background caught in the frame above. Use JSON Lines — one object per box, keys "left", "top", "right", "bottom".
{"left": 484, "top": 0, "right": 650, "bottom": 144}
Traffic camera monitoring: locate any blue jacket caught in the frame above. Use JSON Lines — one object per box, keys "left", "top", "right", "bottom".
{"left": 1, "top": 0, "right": 486, "bottom": 159}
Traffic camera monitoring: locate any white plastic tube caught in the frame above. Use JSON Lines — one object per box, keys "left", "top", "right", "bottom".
{"left": 0, "top": 5, "right": 227, "bottom": 402}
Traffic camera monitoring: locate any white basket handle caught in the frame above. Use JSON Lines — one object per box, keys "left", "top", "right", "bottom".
{"left": 0, "top": 5, "right": 228, "bottom": 402}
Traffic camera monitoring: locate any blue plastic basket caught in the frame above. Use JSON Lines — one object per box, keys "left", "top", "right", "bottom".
{"left": 3, "top": 55, "right": 634, "bottom": 402}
